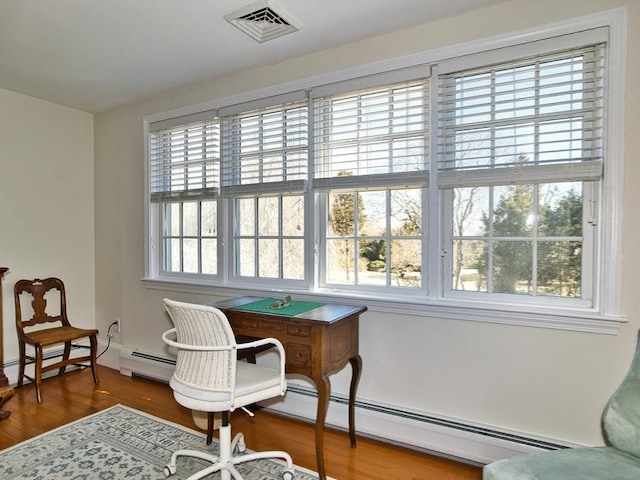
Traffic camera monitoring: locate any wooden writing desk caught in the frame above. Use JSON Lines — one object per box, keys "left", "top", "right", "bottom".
{"left": 211, "top": 296, "right": 366, "bottom": 480}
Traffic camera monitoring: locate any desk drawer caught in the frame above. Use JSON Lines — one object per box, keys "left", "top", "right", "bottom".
{"left": 286, "top": 343, "right": 311, "bottom": 368}
{"left": 232, "top": 317, "right": 284, "bottom": 335}
{"left": 286, "top": 324, "right": 311, "bottom": 338}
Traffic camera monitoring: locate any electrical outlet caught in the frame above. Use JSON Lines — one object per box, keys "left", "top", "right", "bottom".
{"left": 113, "top": 318, "right": 121, "bottom": 335}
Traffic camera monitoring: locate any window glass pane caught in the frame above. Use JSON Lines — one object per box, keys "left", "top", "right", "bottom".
{"left": 237, "top": 239, "right": 255, "bottom": 276}
{"left": 453, "top": 187, "right": 489, "bottom": 237}
{"left": 282, "top": 196, "right": 304, "bottom": 236}
{"left": 492, "top": 240, "right": 533, "bottom": 294}
{"left": 201, "top": 200, "right": 216, "bottom": 236}
{"left": 283, "top": 239, "right": 304, "bottom": 280}
{"left": 258, "top": 239, "right": 279, "bottom": 277}
{"left": 327, "top": 238, "right": 355, "bottom": 284}
{"left": 168, "top": 203, "right": 180, "bottom": 236}
{"left": 537, "top": 240, "right": 582, "bottom": 297}
{"left": 360, "top": 191, "right": 386, "bottom": 235}
{"left": 182, "top": 239, "right": 198, "bottom": 273}
{"left": 358, "top": 239, "right": 386, "bottom": 286}
{"left": 452, "top": 239, "right": 487, "bottom": 292}
{"left": 183, "top": 202, "right": 198, "bottom": 237}
{"left": 237, "top": 198, "right": 255, "bottom": 236}
{"left": 390, "top": 189, "right": 421, "bottom": 235}
{"left": 492, "top": 185, "right": 534, "bottom": 237}
{"left": 328, "top": 191, "right": 358, "bottom": 237}
{"left": 167, "top": 238, "right": 180, "bottom": 272}
{"left": 258, "top": 197, "right": 279, "bottom": 236}
{"left": 202, "top": 239, "right": 217, "bottom": 274}
{"left": 359, "top": 238, "right": 387, "bottom": 283}
{"left": 390, "top": 239, "right": 422, "bottom": 287}
{"left": 538, "top": 182, "right": 582, "bottom": 236}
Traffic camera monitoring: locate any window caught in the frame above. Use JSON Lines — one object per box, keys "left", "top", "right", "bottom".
{"left": 220, "top": 93, "right": 308, "bottom": 284}
{"left": 149, "top": 114, "right": 220, "bottom": 277}
{"left": 438, "top": 41, "right": 605, "bottom": 308}
{"left": 311, "top": 73, "right": 429, "bottom": 291}
{"left": 146, "top": 16, "right": 624, "bottom": 332}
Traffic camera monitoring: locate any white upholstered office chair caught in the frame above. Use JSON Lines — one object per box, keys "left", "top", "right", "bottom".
{"left": 161, "top": 298, "right": 295, "bottom": 480}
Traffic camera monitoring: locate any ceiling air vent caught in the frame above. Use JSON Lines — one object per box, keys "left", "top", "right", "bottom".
{"left": 225, "top": 0, "right": 301, "bottom": 43}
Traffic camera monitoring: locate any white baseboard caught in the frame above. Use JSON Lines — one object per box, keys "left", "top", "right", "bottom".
{"left": 95, "top": 341, "right": 580, "bottom": 464}
{"left": 261, "top": 384, "right": 570, "bottom": 465}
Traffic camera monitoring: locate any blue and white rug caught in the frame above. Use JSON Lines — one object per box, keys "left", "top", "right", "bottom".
{"left": 0, "top": 405, "right": 324, "bottom": 479}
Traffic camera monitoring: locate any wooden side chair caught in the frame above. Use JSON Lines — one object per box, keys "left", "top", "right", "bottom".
{"left": 14, "top": 277, "right": 99, "bottom": 403}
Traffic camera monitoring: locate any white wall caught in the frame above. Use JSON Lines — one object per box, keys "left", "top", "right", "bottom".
{"left": 0, "top": 89, "right": 95, "bottom": 362}
{"left": 0, "top": 0, "right": 634, "bottom": 461}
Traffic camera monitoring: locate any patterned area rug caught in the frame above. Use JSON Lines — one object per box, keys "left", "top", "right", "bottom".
{"left": 0, "top": 405, "right": 324, "bottom": 479}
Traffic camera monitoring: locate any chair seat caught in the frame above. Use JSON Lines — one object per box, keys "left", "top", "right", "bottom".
{"left": 23, "top": 325, "right": 99, "bottom": 347}
{"left": 170, "top": 361, "right": 283, "bottom": 412}
{"left": 484, "top": 447, "right": 640, "bottom": 480}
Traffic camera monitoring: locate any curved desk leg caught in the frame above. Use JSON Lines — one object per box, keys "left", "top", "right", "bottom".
{"left": 348, "top": 354, "right": 362, "bottom": 447}
{"left": 314, "top": 375, "right": 331, "bottom": 480}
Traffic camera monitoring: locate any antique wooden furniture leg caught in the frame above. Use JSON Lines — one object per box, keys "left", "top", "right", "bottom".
{"left": 312, "top": 355, "right": 361, "bottom": 480}
{"left": 348, "top": 354, "right": 363, "bottom": 447}
{"left": 314, "top": 375, "right": 331, "bottom": 480}
{"left": 0, "top": 267, "right": 15, "bottom": 420}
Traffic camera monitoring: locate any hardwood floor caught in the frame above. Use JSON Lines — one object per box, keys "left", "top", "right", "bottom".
{"left": 0, "top": 366, "right": 482, "bottom": 480}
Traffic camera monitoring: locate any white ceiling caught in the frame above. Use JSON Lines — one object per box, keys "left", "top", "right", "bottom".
{"left": 0, "top": 0, "right": 509, "bottom": 113}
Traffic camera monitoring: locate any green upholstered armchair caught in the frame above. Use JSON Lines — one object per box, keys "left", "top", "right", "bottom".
{"left": 483, "top": 330, "right": 640, "bottom": 480}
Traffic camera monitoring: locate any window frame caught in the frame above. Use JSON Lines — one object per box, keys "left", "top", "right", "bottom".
{"left": 144, "top": 8, "right": 627, "bottom": 334}
{"left": 435, "top": 37, "right": 606, "bottom": 310}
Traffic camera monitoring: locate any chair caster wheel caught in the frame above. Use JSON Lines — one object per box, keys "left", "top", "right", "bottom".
{"left": 281, "top": 469, "right": 295, "bottom": 480}
{"left": 163, "top": 464, "right": 176, "bottom": 477}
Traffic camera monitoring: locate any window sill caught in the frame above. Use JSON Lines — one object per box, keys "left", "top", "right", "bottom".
{"left": 141, "top": 277, "right": 626, "bottom": 335}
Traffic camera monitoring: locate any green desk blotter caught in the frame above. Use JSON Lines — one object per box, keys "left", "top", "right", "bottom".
{"left": 230, "top": 298, "right": 326, "bottom": 316}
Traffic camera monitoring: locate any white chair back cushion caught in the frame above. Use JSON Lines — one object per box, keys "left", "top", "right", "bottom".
{"left": 163, "top": 299, "right": 237, "bottom": 392}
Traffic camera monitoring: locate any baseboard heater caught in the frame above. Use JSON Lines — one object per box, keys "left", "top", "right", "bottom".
{"left": 119, "top": 348, "right": 175, "bottom": 383}
{"left": 119, "top": 348, "right": 564, "bottom": 457}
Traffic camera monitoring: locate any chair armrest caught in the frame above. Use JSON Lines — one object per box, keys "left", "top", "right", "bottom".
{"left": 162, "top": 328, "right": 235, "bottom": 352}
{"left": 162, "top": 329, "right": 286, "bottom": 376}
{"left": 237, "top": 337, "right": 287, "bottom": 379}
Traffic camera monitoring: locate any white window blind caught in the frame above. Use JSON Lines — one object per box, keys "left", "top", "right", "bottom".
{"left": 438, "top": 43, "right": 605, "bottom": 188}
{"left": 221, "top": 97, "right": 308, "bottom": 197}
{"left": 312, "top": 76, "right": 430, "bottom": 191}
{"left": 149, "top": 117, "right": 220, "bottom": 202}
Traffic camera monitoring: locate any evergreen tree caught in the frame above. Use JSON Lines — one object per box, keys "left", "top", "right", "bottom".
{"left": 475, "top": 184, "right": 534, "bottom": 294}
{"left": 537, "top": 187, "right": 583, "bottom": 296}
